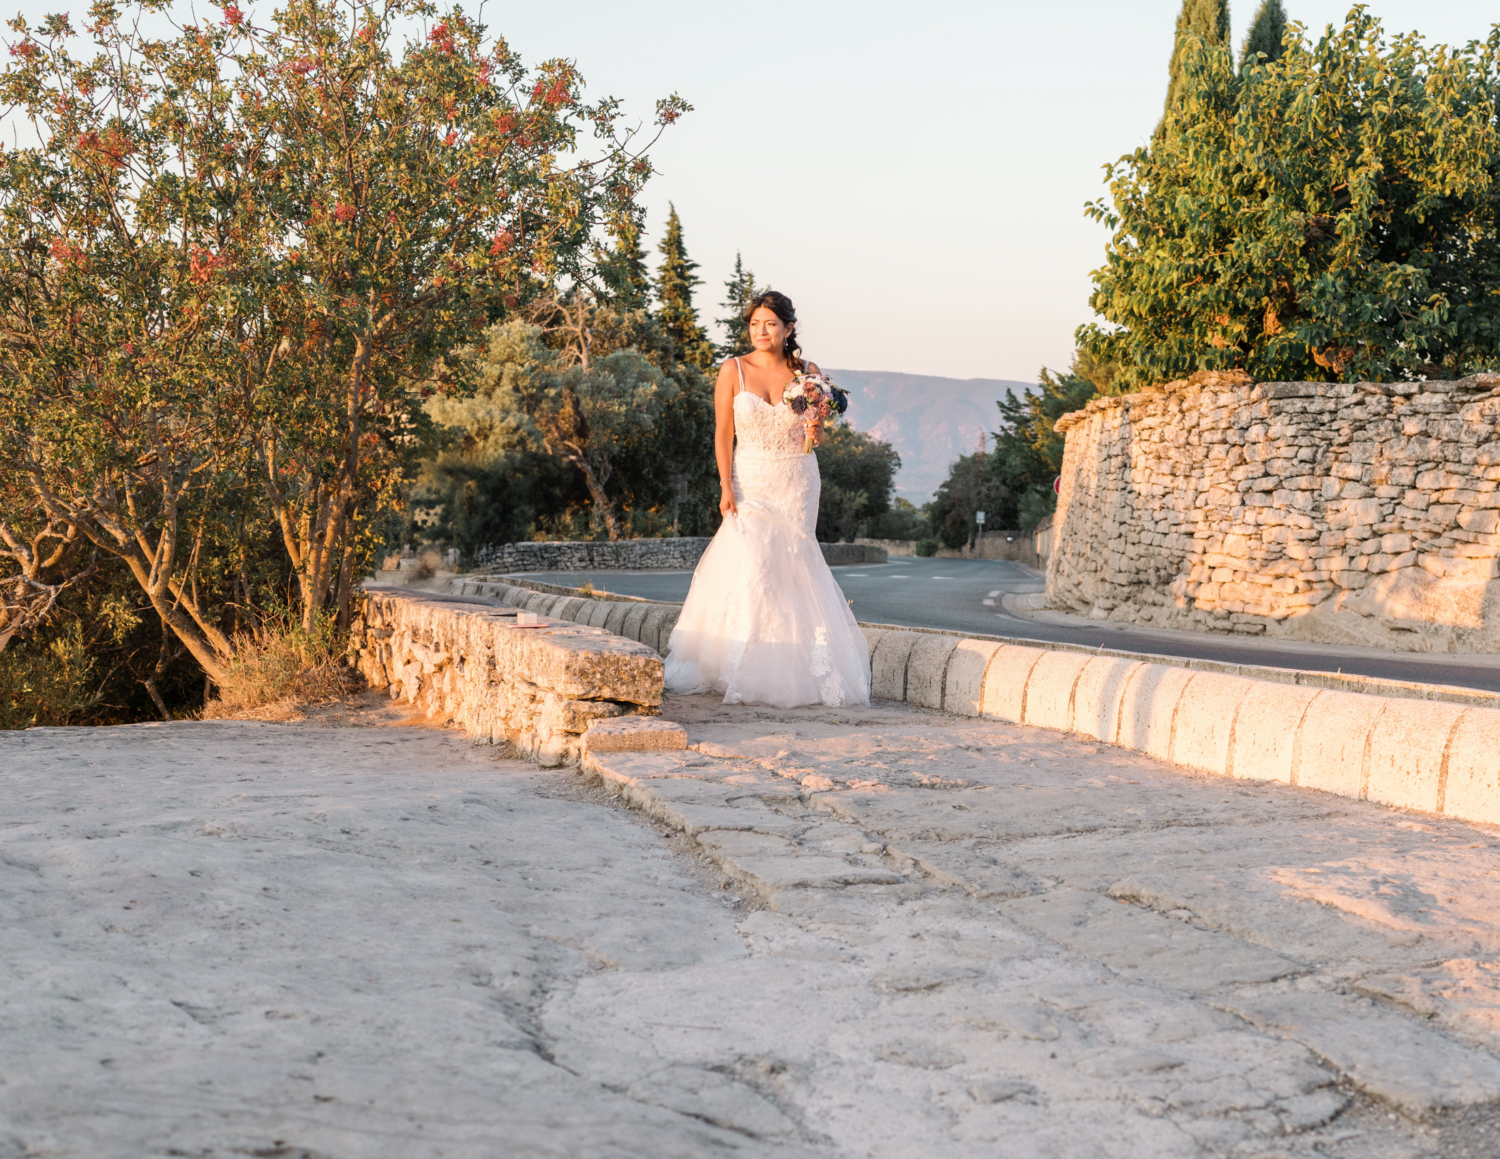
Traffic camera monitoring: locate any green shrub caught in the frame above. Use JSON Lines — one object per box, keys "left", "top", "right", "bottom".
{"left": 0, "top": 624, "right": 99, "bottom": 730}
{"left": 914, "top": 538, "right": 940, "bottom": 558}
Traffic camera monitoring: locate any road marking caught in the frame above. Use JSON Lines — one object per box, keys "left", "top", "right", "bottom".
{"left": 844, "top": 573, "right": 868, "bottom": 577}
{"left": 933, "top": 576, "right": 953, "bottom": 580}
{"left": 988, "top": 590, "right": 1002, "bottom": 597}
{"left": 982, "top": 598, "right": 996, "bottom": 606}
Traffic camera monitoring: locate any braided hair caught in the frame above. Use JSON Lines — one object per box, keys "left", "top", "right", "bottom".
{"left": 744, "top": 290, "right": 805, "bottom": 373}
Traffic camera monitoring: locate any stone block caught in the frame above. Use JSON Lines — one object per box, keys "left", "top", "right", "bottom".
{"left": 1365, "top": 699, "right": 1468, "bottom": 813}
{"left": 1115, "top": 664, "right": 1197, "bottom": 762}
{"left": 979, "top": 645, "right": 1049, "bottom": 724}
{"left": 1170, "top": 672, "right": 1256, "bottom": 775}
{"left": 582, "top": 715, "right": 687, "bottom": 754}
{"left": 905, "top": 635, "right": 959, "bottom": 710}
{"left": 1441, "top": 709, "right": 1500, "bottom": 823}
{"left": 1230, "top": 682, "right": 1322, "bottom": 783}
{"left": 942, "top": 639, "right": 1003, "bottom": 718}
{"left": 860, "top": 626, "right": 888, "bottom": 656}
{"left": 554, "top": 597, "right": 587, "bottom": 622}
{"left": 620, "top": 603, "right": 649, "bottom": 643}
{"left": 871, "top": 631, "right": 922, "bottom": 701}
{"left": 603, "top": 602, "right": 631, "bottom": 635}
{"left": 1293, "top": 691, "right": 1385, "bottom": 798}
{"left": 1070, "top": 657, "right": 1145, "bottom": 743}
{"left": 522, "top": 591, "right": 553, "bottom": 613}
{"left": 655, "top": 609, "right": 681, "bottom": 655}
{"left": 639, "top": 605, "right": 671, "bottom": 655}
{"left": 1022, "top": 651, "right": 1091, "bottom": 732}
{"left": 584, "top": 600, "right": 612, "bottom": 629}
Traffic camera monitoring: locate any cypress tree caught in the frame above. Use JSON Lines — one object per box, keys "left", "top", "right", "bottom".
{"left": 715, "top": 252, "right": 762, "bottom": 359}
{"left": 1162, "top": 0, "right": 1232, "bottom": 125}
{"left": 599, "top": 218, "right": 650, "bottom": 310}
{"left": 1239, "top": 0, "right": 1288, "bottom": 71}
{"left": 655, "top": 204, "right": 713, "bottom": 368}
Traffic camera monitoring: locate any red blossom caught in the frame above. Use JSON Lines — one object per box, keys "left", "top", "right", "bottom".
{"left": 428, "top": 22, "right": 454, "bottom": 54}
{"left": 222, "top": 4, "right": 243, "bottom": 27}
{"left": 9, "top": 41, "right": 38, "bottom": 59}
{"left": 334, "top": 202, "right": 356, "bottom": 223}
{"left": 444, "top": 130, "right": 458, "bottom": 146}
{"left": 49, "top": 238, "right": 83, "bottom": 266}
{"left": 488, "top": 230, "right": 513, "bottom": 256}
{"left": 290, "top": 57, "right": 313, "bottom": 75}
{"left": 478, "top": 60, "right": 491, "bottom": 83}
{"left": 495, "top": 112, "right": 516, "bottom": 133}
{"left": 546, "top": 80, "right": 569, "bottom": 107}
{"left": 188, "top": 245, "right": 223, "bottom": 284}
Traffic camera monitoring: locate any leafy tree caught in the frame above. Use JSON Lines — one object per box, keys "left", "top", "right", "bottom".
{"left": 814, "top": 423, "right": 900, "bottom": 543}
{"left": 599, "top": 218, "right": 651, "bottom": 310}
{"left": 655, "top": 203, "right": 714, "bottom": 368}
{"left": 1083, "top": 12, "right": 1500, "bottom": 391}
{"left": 1163, "top": 0, "right": 1231, "bottom": 125}
{"left": 1239, "top": 0, "right": 1288, "bottom": 70}
{"left": 0, "top": 0, "right": 683, "bottom": 682}
{"left": 443, "top": 322, "right": 680, "bottom": 541}
{"left": 925, "top": 351, "right": 1112, "bottom": 543}
{"left": 715, "top": 252, "right": 762, "bottom": 359}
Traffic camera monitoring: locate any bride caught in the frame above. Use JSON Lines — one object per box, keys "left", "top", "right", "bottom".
{"left": 663, "top": 291, "right": 872, "bottom": 707}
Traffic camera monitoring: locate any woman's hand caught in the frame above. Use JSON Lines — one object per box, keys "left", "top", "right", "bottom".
{"left": 719, "top": 481, "right": 737, "bottom": 516}
{"left": 804, "top": 416, "right": 825, "bottom": 447}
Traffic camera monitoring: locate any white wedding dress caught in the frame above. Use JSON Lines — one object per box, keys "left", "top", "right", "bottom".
{"left": 664, "top": 359, "right": 872, "bottom": 708}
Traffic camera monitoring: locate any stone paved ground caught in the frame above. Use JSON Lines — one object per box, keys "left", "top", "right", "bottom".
{"left": 6, "top": 693, "right": 1500, "bottom": 1158}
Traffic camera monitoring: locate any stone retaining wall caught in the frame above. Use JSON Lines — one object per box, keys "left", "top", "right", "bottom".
{"left": 1050, "top": 371, "right": 1500, "bottom": 650}
{"left": 357, "top": 589, "right": 663, "bottom": 765}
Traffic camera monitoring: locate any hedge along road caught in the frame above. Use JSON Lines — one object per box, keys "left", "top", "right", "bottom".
{"left": 508, "top": 557, "right": 1500, "bottom": 695}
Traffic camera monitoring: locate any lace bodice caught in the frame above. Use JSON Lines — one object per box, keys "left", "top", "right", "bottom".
{"left": 734, "top": 391, "right": 806, "bottom": 459}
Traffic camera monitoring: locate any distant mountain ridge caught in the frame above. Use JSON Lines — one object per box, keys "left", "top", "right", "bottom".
{"left": 823, "top": 368, "right": 1037, "bottom": 503}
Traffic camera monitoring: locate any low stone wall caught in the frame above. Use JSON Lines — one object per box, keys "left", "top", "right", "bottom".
{"left": 859, "top": 624, "right": 1500, "bottom": 827}
{"left": 1050, "top": 371, "right": 1500, "bottom": 650}
{"left": 364, "top": 575, "right": 1500, "bottom": 826}
{"left": 357, "top": 589, "right": 663, "bottom": 766}
{"left": 857, "top": 535, "right": 1040, "bottom": 565}
{"left": 472, "top": 538, "right": 712, "bottom": 572}
{"left": 471, "top": 537, "right": 886, "bottom": 571}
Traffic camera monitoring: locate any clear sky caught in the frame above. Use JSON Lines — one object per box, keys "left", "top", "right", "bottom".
{"left": 7, "top": 0, "right": 1498, "bottom": 381}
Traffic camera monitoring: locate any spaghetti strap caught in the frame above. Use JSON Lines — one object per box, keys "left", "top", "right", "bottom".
{"left": 733, "top": 356, "right": 745, "bottom": 395}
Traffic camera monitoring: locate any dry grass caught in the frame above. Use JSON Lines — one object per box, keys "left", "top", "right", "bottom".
{"left": 203, "top": 612, "right": 361, "bottom": 721}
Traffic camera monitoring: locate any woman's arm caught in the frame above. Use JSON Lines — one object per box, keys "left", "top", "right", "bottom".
{"left": 714, "top": 360, "right": 738, "bottom": 515}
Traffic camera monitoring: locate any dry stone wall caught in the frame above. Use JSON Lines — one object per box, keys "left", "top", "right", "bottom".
{"left": 468, "top": 537, "right": 886, "bottom": 573}
{"left": 357, "top": 590, "right": 664, "bottom": 766}
{"left": 1049, "top": 371, "right": 1500, "bottom": 651}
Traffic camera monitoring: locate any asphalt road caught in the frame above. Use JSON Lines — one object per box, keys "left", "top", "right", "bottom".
{"left": 512, "top": 557, "right": 1500, "bottom": 694}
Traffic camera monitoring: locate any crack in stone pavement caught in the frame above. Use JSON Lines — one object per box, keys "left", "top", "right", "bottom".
{"left": 6, "top": 694, "right": 1500, "bottom": 1157}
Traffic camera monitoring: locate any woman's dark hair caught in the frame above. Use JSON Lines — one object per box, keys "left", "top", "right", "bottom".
{"left": 743, "top": 290, "right": 804, "bottom": 372}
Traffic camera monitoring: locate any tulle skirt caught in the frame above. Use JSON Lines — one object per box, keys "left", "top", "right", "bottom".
{"left": 664, "top": 450, "right": 871, "bottom": 708}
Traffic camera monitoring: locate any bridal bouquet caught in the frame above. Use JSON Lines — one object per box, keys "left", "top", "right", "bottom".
{"left": 783, "top": 374, "right": 850, "bottom": 454}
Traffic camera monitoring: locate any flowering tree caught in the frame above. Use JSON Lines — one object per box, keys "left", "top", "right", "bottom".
{"left": 0, "top": 0, "right": 685, "bottom": 680}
